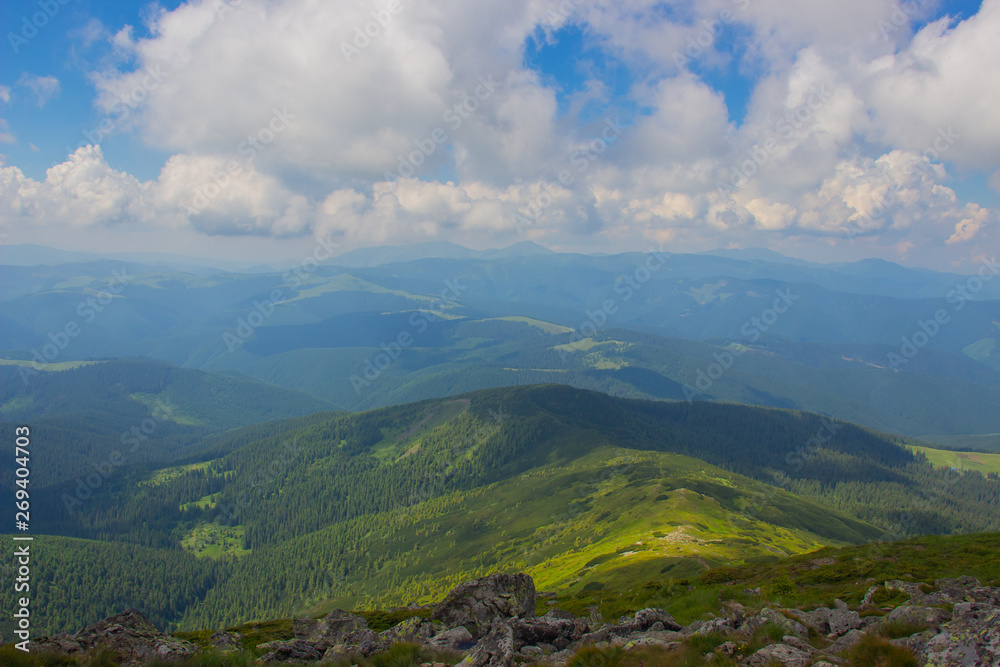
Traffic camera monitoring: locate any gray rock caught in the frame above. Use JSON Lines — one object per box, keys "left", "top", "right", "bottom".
{"left": 917, "top": 603, "right": 999, "bottom": 666}
{"left": 824, "top": 628, "right": 865, "bottom": 655}
{"left": 460, "top": 619, "right": 516, "bottom": 667}
{"left": 209, "top": 630, "right": 242, "bottom": 652}
{"left": 258, "top": 639, "right": 323, "bottom": 664}
{"left": 716, "top": 640, "right": 737, "bottom": 657}
{"left": 579, "top": 627, "right": 611, "bottom": 644}
{"left": 293, "top": 609, "right": 375, "bottom": 649}
{"left": 428, "top": 625, "right": 475, "bottom": 650}
{"left": 512, "top": 617, "right": 582, "bottom": 648}
{"left": 883, "top": 604, "right": 952, "bottom": 628}
{"left": 694, "top": 617, "right": 735, "bottom": 637}
{"left": 630, "top": 608, "right": 682, "bottom": 632}
{"left": 435, "top": 573, "right": 536, "bottom": 638}
{"left": 827, "top": 608, "right": 862, "bottom": 636}
{"left": 861, "top": 585, "right": 883, "bottom": 608}
{"left": 743, "top": 643, "right": 812, "bottom": 667}
{"left": 788, "top": 607, "right": 831, "bottom": 633}
{"left": 741, "top": 608, "right": 808, "bottom": 639}
{"left": 71, "top": 609, "right": 197, "bottom": 665}
{"left": 885, "top": 579, "right": 926, "bottom": 604}
{"left": 28, "top": 634, "right": 83, "bottom": 656}
{"left": 519, "top": 645, "right": 543, "bottom": 658}
{"left": 381, "top": 616, "right": 436, "bottom": 644}
{"left": 782, "top": 635, "right": 818, "bottom": 654}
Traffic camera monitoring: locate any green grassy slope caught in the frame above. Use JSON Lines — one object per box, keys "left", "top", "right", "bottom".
{"left": 181, "top": 443, "right": 881, "bottom": 628}
{"left": 910, "top": 444, "right": 1000, "bottom": 474}
{"left": 18, "top": 384, "right": 998, "bottom": 635}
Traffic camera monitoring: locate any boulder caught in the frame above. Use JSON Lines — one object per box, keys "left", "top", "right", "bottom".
{"left": 741, "top": 608, "right": 808, "bottom": 639}
{"left": 209, "top": 630, "right": 242, "bottom": 652}
{"left": 428, "top": 626, "right": 475, "bottom": 651}
{"left": 630, "top": 608, "right": 682, "bottom": 632}
{"left": 823, "top": 628, "right": 865, "bottom": 655}
{"left": 782, "top": 635, "right": 818, "bottom": 654}
{"left": 293, "top": 609, "right": 375, "bottom": 647}
{"left": 827, "top": 608, "right": 862, "bottom": 636}
{"left": 916, "top": 602, "right": 1000, "bottom": 666}
{"left": 460, "top": 619, "right": 516, "bottom": 667}
{"left": 788, "top": 607, "right": 830, "bottom": 634}
{"left": 512, "top": 617, "right": 582, "bottom": 649}
{"left": 28, "top": 634, "right": 84, "bottom": 656}
{"left": 257, "top": 639, "right": 323, "bottom": 663}
{"left": 743, "top": 643, "right": 812, "bottom": 667}
{"left": 72, "top": 609, "right": 197, "bottom": 665}
{"left": 381, "top": 616, "right": 437, "bottom": 644}
{"left": 435, "top": 573, "right": 535, "bottom": 638}
{"left": 883, "top": 605, "right": 952, "bottom": 628}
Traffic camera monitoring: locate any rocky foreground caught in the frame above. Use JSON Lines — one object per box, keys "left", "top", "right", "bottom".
{"left": 30, "top": 572, "right": 1000, "bottom": 666}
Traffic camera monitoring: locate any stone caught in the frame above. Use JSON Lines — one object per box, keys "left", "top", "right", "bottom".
{"left": 782, "top": 635, "right": 818, "bottom": 654}
{"left": 715, "top": 641, "right": 737, "bottom": 657}
{"left": 428, "top": 625, "right": 475, "bottom": 651}
{"left": 883, "top": 605, "right": 952, "bottom": 628}
{"left": 788, "top": 607, "right": 831, "bottom": 633}
{"left": 917, "top": 603, "right": 999, "bottom": 666}
{"left": 861, "top": 585, "right": 882, "bottom": 608}
{"left": 258, "top": 639, "right": 323, "bottom": 663}
{"left": 827, "top": 608, "right": 862, "bottom": 636}
{"left": 294, "top": 609, "right": 375, "bottom": 648}
{"left": 512, "top": 617, "right": 581, "bottom": 648}
{"left": 823, "top": 628, "right": 865, "bottom": 655}
{"left": 743, "top": 643, "right": 812, "bottom": 667}
{"left": 209, "top": 630, "right": 242, "bottom": 652}
{"left": 71, "top": 609, "right": 197, "bottom": 665}
{"left": 381, "top": 616, "right": 436, "bottom": 644}
{"left": 435, "top": 573, "right": 536, "bottom": 638}
{"left": 741, "top": 608, "right": 808, "bottom": 639}
{"left": 885, "top": 580, "right": 926, "bottom": 604}
{"left": 630, "top": 608, "right": 682, "bottom": 632}
{"left": 460, "top": 619, "right": 516, "bottom": 667}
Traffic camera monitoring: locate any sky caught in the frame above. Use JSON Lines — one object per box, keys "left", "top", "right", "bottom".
{"left": 1, "top": 0, "right": 998, "bottom": 270}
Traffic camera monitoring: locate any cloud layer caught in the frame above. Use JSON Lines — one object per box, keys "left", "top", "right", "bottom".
{"left": 1, "top": 0, "right": 998, "bottom": 269}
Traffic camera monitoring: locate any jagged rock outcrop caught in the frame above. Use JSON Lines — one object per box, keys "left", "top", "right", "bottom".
{"left": 459, "top": 619, "right": 516, "bottom": 667}
{"left": 914, "top": 601, "right": 1000, "bottom": 666}
{"left": 25, "top": 571, "right": 1000, "bottom": 667}
{"left": 209, "top": 630, "right": 242, "bottom": 652}
{"left": 259, "top": 610, "right": 385, "bottom": 662}
{"left": 31, "top": 609, "right": 196, "bottom": 665}
{"left": 434, "top": 573, "right": 536, "bottom": 638}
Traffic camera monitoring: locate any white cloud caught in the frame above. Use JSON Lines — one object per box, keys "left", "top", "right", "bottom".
{"left": 0, "top": 119, "right": 14, "bottom": 144}
{"left": 3, "top": 0, "right": 998, "bottom": 271}
{"left": 17, "top": 75, "right": 61, "bottom": 107}
{"left": 863, "top": 0, "right": 1000, "bottom": 170}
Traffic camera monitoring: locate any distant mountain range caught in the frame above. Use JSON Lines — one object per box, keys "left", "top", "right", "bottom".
{"left": 2, "top": 246, "right": 998, "bottom": 440}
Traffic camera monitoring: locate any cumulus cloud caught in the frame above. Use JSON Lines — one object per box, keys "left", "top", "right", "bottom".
{"left": 2, "top": 0, "right": 998, "bottom": 270}
{"left": 861, "top": 0, "right": 1000, "bottom": 170}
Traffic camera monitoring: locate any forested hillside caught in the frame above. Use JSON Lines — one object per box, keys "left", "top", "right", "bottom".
{"left": 9, "top": 384, "right": 999, "bottom": 636}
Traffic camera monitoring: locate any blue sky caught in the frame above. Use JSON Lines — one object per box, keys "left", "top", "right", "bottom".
{"left": 1, "top": 0, "right": 998, "bottom": 269}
